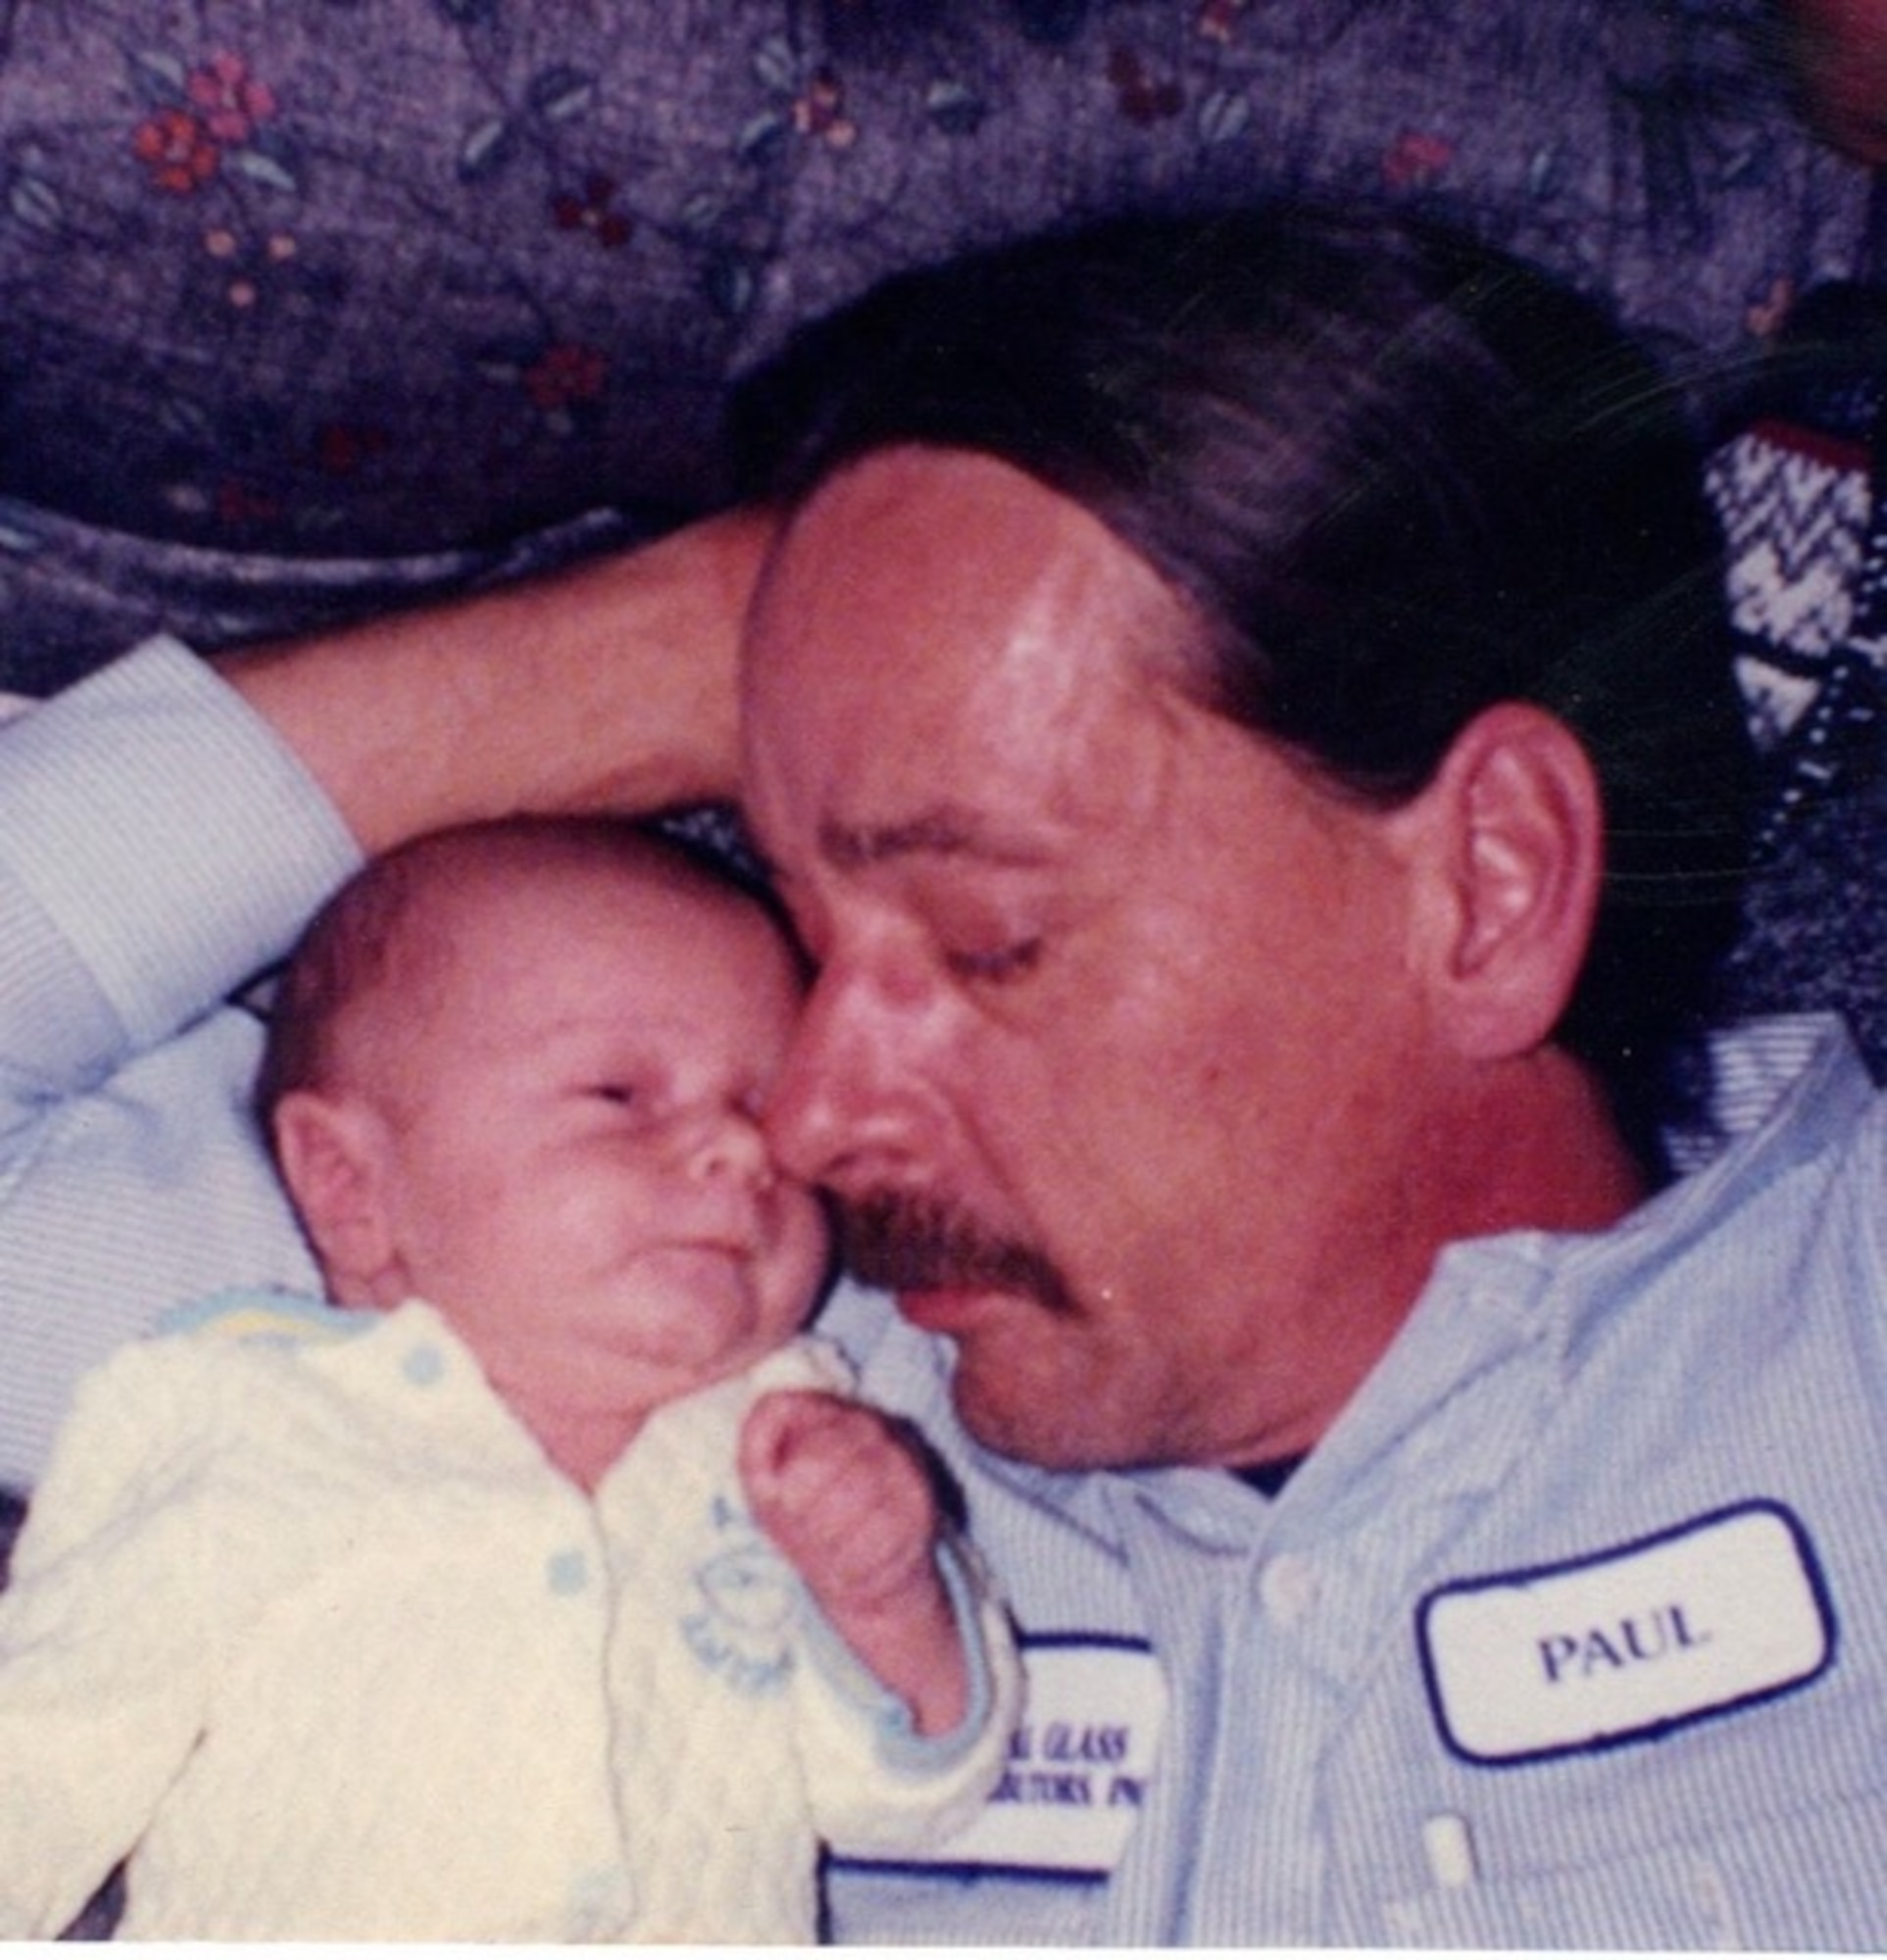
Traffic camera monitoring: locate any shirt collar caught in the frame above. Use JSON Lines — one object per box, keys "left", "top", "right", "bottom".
{"left": 1080, "top": 1015, "right": 1875, "bottom": 1541}
{"left": 830, "top": 1017, "right": 1874, "bottom": 1547}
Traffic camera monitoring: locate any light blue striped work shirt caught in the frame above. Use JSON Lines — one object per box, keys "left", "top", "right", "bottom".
{"left": 824, "top": 1012, "right": 1887, "bottom": 1944}
{"left": 2, "top": 640, "right": 1883, "bottom": 1944}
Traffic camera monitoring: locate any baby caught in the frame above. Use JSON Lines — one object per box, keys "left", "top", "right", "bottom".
{"left": 0, "top": 817, "right": 1018, "bottom": 1941}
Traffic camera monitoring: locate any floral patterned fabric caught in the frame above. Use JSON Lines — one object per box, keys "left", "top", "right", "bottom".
{"left": 0, "top": 0, "right": 1871, "bottom": 691}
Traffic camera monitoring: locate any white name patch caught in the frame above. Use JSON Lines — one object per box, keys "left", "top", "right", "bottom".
{"left": 835, "top": 1634, "right": 1167, "bottom": 1880}
{"left": 1417, "top": 1500, "right": 1833, "bottom": 1765}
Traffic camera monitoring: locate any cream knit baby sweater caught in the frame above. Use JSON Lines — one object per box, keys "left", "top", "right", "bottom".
{"left": 0, "top": 1293, "right": 1018, "bottom": 1940}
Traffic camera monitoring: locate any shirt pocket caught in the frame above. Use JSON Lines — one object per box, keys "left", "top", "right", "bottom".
{"left": 1380, "top": 1780, "right": 1887, "bottom": 1949}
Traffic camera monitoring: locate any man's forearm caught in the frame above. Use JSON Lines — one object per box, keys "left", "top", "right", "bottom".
{"left": 215, "top": 506, "right": 769, "bottom": 855}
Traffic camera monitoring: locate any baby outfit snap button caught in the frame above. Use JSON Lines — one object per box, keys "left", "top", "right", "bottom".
{"left": 547, "top": 1548, "right": 591, "bottom": 1595}
{"left": 400, "top": 1341, "right": 446, "bottom": 1387}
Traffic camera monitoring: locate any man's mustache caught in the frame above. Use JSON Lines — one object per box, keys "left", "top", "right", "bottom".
{"left": 835, "top": 1190, "right": 1075, "bottom": 1314}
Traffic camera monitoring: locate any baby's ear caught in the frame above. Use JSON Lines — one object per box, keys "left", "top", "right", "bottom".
{"left": 270, "top": 1090, "right": 401, "bottom": 1303}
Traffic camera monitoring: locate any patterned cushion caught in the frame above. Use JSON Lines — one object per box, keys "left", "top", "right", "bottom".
{"left": 0, "top": 0, "right": 1870, "bottom": 690}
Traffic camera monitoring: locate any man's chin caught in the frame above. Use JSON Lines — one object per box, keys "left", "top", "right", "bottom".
{"left": 945, "top": 1369, "right": 1113, "bottom": 1470}
{"left": 894, "top": 1292, "right": 1114, "bottom": 1468}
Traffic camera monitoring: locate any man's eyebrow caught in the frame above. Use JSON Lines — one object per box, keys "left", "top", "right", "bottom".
{"left": 816, "top": 806, "right": 1037, "bottom": 872}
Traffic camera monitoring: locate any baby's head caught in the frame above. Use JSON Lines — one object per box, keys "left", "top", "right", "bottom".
{"left": 257, "top": 818, "right": 831, "bottom": 1409}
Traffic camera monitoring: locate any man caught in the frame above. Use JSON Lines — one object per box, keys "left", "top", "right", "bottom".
{"left": 734, "top": 208, "right": 1744, "bottom": 1470}
{"left": 725, "top": 208, "right": 1885, "bottom": 1944}
{"left": 1, "top": 207, "right": 1883, "bottom": 1944}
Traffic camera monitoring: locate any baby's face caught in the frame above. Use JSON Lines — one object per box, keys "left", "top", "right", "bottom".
{"left": 362, "top": 858, "right": 830, "bottom": 1405}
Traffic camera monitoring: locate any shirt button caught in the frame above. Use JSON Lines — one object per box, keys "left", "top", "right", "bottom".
{"left": 1688, "top": 1859, "right": 1735, "bottom": 1942}
{"left": 1259, "top": 1551, "right": 1319, "bottom": 1627}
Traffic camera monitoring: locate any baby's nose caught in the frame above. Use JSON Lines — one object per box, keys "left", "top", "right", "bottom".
{"left": 683, "top": 1105, "right": 773, "bottom": 1186}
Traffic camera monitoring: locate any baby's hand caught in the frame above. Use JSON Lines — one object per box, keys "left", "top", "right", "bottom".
{"left": 738, "top": 1390, "right": 939, "bottom": 1613}
{"left": 739, "top": 1389, "right": 968, "bottom": 1734}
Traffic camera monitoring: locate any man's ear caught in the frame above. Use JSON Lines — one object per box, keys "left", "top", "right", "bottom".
{"left": 270, "top": 1089, "right": 402, "bottom": 1303}
{"left": 1405, "top": 703, "right": 1604, "bottom": 1062}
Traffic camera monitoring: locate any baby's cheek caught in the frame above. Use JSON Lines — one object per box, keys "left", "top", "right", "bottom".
{"left": 548, "top": 1170, "right": 657, "bottom": 1250}
{"left": 773, "top": 1191, "right": 835, "bottom": 1304}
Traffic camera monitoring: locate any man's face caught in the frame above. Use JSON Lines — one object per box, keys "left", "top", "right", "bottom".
{"left": 743, "top": 449, "right": 1448, "bottom": 1471}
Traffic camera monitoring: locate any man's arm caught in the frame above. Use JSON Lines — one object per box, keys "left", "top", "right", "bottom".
{"left": 217, "top": 506, "right": 766, "bottom": 853}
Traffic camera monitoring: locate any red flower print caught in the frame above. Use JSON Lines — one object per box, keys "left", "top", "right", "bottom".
{"left": 202, "top": 226, "right": 299, "bottom": 311}
{"left": 1382, "top": 129, "right": 1455, "bottom": 191}
{"left": 550, "top": 173, "right": 634, "bottom": 248}
{"left": 793, "top": 68, "right": 857, "bottom": 148}
{"left": 133, "top": 107, "right": 219, "bottom": 193}
{"left": 214, "top": 479, "right": 280, "bottom": 527}
{"left": 186, "top": 52, "right": 278, "bottom": 147}
{"left": 316, "top": 423, "right": 393, "bottom": 476}
{"left": 523, "top": 343, "right": 609, "bottom": 414}
{"left": 1108, "top": 47, "right": 1183, "bottom": 126}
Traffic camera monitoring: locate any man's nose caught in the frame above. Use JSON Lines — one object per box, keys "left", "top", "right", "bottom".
{"left": 762, "top": 957, "right": 934, "bottom": 1193}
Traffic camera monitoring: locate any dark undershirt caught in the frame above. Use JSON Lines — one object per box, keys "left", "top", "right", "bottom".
{"left": 1229, "top": 1455, "right": 1305, "bottom": 1499}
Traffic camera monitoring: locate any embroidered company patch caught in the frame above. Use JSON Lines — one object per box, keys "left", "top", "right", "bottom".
{"left": 1416, "top": 1500, "right": 1835, "bottom": 1765}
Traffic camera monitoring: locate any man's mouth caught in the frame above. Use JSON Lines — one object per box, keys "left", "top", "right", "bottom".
{"left": 834, "top": 1189, "right": 1074, "bottom": 1314}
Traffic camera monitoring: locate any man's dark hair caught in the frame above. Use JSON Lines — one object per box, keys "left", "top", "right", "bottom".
{"left": 733, "top": 202, "right": 1753, "bottom": 1176}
